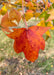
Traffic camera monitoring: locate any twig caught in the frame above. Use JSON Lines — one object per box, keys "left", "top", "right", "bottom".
{"left": 22, "top": 0, "right": 28, "bottom": 29}
{"left": 0, "top": 1, "right": 21, "bottom": 7}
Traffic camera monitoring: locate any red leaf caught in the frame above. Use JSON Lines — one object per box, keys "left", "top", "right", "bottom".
{"left": 29, "top": 26, "right": 51, "bottom": 36}
{"left": 7, "top": 26, "right": 50, "bottom": 62}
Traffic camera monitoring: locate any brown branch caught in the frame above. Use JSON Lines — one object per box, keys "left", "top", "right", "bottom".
{"left": 22, "top": 0, "right": 28, "bottom": 29}
{"left": 0, "top": 1, "right": 21, "bottom": 7}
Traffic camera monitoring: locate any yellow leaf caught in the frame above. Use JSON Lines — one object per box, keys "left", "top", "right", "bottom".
{"left": 0, "top": 6, "right": 7, "bottom": 15}
{"left": 51, "top": 27, "right": 54, "bottom": 30}
{"left": 50, "top": 0, "right": 54, "bottom": 3}
{"left": 25, "top": 10, "right": 33, "bottom": 21}
{"left": 45, "top": 30, "right": 51, "bottom": 37}
{"left": 47, "top": 22, "right": 54, "bottom": 30}
{"left": 37, "top": 20, "right": 45, "bottom": 27}
{"left": 37, "top": 21, "right": 54, "bottom": 30}
{"left": 37, "top": 21, "right": 52, "bottom": 37}
{"left": 34, "top": 12, "right": 40, "bottom": 18}
{"left": 1, "top": 6, "right": 7, "bottom": 11}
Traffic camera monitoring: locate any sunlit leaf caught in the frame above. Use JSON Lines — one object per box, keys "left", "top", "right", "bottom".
{"left": 1, "top": 12, "right": 17, "bottom": 32}
{"left": 9, "top": 9, "right": 21, "bottom": 23}
{"left": 0, "top": 5, "right": 7, "bottom": 15}
{"left": 7, "top": 26, "right": 50, "bottom": 62}
{"left": 25, "top": 10, "right": 33, "bottom": 21}
{"left": 39, "top": 11, "right": 50, "bottom": 20}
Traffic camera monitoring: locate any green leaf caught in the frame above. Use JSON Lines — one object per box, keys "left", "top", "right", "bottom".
{"left": 45, "top": 14, "right": 50, "bottom": 21}
{"left": 52, "top": 3, "right": 54, "bottom": 8}
{"left": 48, "top": 6, "right": 52, "bottom": 10}
{"left": 45, "top": 22, "right": 48, "bottom": 26}
{"left": 39, "top": 11, "right": 50, "bottom": 21}
{"left": 39, "top": 11, "right": 47, "bottom": 18}
{"left": 52, "top": 20, "right": 54, "bottom": 25}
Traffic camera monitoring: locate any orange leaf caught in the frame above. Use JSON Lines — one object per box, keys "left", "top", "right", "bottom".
{"left": 1, "top": 9, "right": 21, "bottom": 32}
{"left": 26, "top": 1, "right": 34, "bottom": 9}
{"left": 7, "top": 26, "right": 50, "bottom": 62}
{"left": 1, "top": 12, "right": 17, "bottom": 32}
{"left": 9, "top": 9, "right": 21, "bottom": 23}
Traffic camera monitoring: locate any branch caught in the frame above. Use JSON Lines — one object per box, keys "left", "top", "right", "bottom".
{"left": 22, "top": 0, "right": 28, "bottom": 29}
{"left": 0, "top": 1, "right": 21, "bottom": 7}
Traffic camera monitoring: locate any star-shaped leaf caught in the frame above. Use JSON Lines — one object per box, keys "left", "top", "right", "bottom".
{"left": 7, "top": 26, "right": 50, "bottom": 62}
